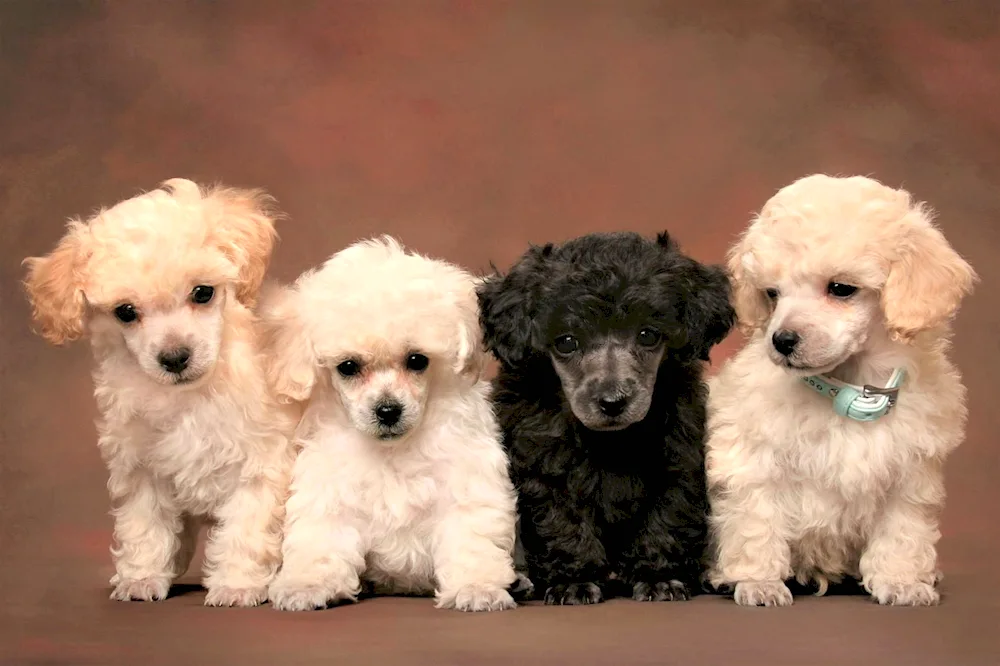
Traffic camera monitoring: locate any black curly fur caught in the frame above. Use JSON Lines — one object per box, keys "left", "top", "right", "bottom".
{"left": 479, "top": 231, "right": 735, "bottom": 604}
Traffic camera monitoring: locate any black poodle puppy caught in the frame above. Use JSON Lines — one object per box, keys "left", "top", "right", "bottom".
{"left": 479, "top": 231, "right": 735, "bottom": 605}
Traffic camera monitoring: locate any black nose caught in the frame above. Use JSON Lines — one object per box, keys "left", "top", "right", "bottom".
{"left": 374, "top": 402, "right": 403, "bottom": 427}
{"left": 771, "top": 330, "right": 800, "bottom": 357}
{"left": 158, "top": 347, "right": 191, "bottom": 374}
{"left": 598, "top": 396, "right": 629, "bottom": 417}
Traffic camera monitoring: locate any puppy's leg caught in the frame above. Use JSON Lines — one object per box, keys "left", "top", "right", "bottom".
{"left": 202, "top": 473, "right": 286, "bottom": 607}
{"left": 625, "top": 498, "right": 707, "bottom": 603}
{"left": 860, "top": 467, "right": 942, "bottom": 606}
{"left": 108, "top": 468, "right": 184, "bottom": 602}
{"left": 433, "top": 500, "right": 518, "bottom": 612}
{"left": 508, "top": 515, "right": 535, "bottom": 600}
{"left": 268, "top": 453, "right": 365, "bottom": 611}
{"left": 519, "top": 500, "right": 609, "bottom": 606}
{"left": 269, "top": 518, "right": 365, "bottom": 611}
{"left": 709, "top": 484, "right": 794, "bottom": 607}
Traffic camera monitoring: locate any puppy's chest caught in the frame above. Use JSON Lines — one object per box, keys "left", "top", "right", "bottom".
{"left": 122, "top": 400, "right": 247, "bottom": 513}
{"left": 781, "top": 420, "right": 904, "bottom": 499}
{"left": 363, "top": 459, "right": 441, "bottom": 536}
{"left": 585, "top": 470, "right": 648, "bottom": 524}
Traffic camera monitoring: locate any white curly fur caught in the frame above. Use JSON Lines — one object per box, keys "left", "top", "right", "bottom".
{"left": 706, "top": 175, "right": 976, "bottom": 607}
{"left": 264, "top": 236, "right": 517, "bottom": 612}
{"left": 23, "top": 179, "right": 296, "bottom": 606}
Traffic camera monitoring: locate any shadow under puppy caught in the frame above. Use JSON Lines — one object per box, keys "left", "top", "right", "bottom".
{"left": 265, "top": 236, "right": 518, "bottom": 612}
{"left": 479, "top": 231, "right": 735, "bottom": 604}
{"left": 707, "top": 174, "right": 977, "bottom": 606}
{"left": 23, "top": 179, "right": 295, "bottom": 606}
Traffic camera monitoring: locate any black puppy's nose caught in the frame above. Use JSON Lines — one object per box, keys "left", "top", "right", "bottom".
{"left": 598, "top": 396, "right": 628, "bottom": 417}
{"left": 158, "top": 347, "right": 191, "bottom": 374}
{"left": 771, "top": 330, "right": 800, "bottom": 357}
{"left": 374, "top": 401, "right": 403, "bottom": 427}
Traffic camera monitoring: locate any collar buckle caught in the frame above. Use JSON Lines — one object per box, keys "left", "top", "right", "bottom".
{"left": 862, "top": 384, "right": 900, "bottom": 406}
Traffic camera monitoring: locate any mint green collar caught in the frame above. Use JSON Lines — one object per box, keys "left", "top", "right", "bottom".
{"left": 801, "top": 368, "right": 905, "bottom": 422}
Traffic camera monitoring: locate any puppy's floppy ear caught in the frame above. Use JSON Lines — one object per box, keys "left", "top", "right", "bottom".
{"left": 725, "top": 228, "right": 769, "bottom": 334}
{"left": 260, "top": 285, "right": 318, "bottom": 403}
{"left": 454, "top": 300, "right": 489, "bottom": 382}
{"left": 23, "top": 221, "right": 89, "bottom": 345}
{"left": 657, "top": 232, "right": 736, "bottom": 362}
{"left": 477, "top": 244, "right": 552, "bottom": 366}
{"left": 882, "top": 206, "right": 977, "bottom": 341}
{"left": 680, "top": 263, "right": 736, "bottom": 361}
{"left": 181, "top": 179, "right": 280, "bottom": 307}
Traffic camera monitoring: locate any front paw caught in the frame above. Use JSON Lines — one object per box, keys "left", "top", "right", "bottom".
{"left": 868, "top": 580, "right": 940, "bottom": 606}
{"left": 269, "top": 578, "right": 358, "bottom": 612}
{"left": 632, "top": 580, "right": 691, "bottom": 602}
{"left": 438, "top": 584, "right": 516, "bottom": 612}
{"left": 110, "top": 576, "right": 172, "bottom": 602}
{"left": 543, "top": 582, "right": 603, "bottom": 606}
{"left": 204, "top": 585, "right": 268, "bottom": 607}
{"left": 734, "top": 580, "right": 793, "bottom": 607}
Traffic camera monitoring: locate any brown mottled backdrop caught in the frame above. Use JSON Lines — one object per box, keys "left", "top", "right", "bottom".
{"left": 1, "top": 1, "right": 998, "bottom": 664}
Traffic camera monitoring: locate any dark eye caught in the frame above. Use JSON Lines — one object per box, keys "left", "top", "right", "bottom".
{"left": 765, "top": 288, "right": 779, "bottom": 300}
{"left": 114, "top": 303, "right": 139, "bottom": 324}
{"left": 336, "top": 359, "right": 361, "bottom": 377}
{"left": 827, "top": 282, "right": 859, "bottom": 298}
{"left": 191, "top": 285, "right": 215, "bottom": 304}
{"left": 406, "top": 353, "right": 429, "bottom": 373}
{"left": 553, "top": 335, "right": 579, "bottom": 355}
{"left": 637, "top": 328, "right": 661, "bottom": 347}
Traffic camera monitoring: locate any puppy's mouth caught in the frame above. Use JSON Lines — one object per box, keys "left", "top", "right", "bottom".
{"left": 373, "top": 425, "right": 413, "bottom": 442}
{"left": 584, "top": 419, "right": 633, "bottom": 432}
{"left": 148, "top": 370, "right": 207, "bottom": 387}
{"left": 777, "top": 357, "right": 841, "bottom": 375}
{"left": 575, "top": 411, "right": 647, "bottom": 432}
{"left": 170, "top": 370, "right": 208, "bottom": 387}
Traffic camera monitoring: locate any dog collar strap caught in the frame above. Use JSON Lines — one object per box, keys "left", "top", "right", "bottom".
{"left": 801, "top": 368, "right": 905, "bottom": 422}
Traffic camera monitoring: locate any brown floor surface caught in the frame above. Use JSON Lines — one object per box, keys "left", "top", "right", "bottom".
{"left": 1, "top": 1, "right": 999, "bottom": 664}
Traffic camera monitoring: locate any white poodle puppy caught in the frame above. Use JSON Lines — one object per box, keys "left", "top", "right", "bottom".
{"left": 706, "top": 174, "right": 976, "bottom": 607}
{"left": 265, "top": 236, "right": 518, "bottom": 612}
{"left": 23, "top": 179, "right": 295, "bottom": 607}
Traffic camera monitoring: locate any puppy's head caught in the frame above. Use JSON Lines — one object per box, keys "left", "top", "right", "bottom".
{"left": 479, "top": 232, "right": 734, "bottom": 431}
{"left": 266, "top": 236, "right": 486, "bottom": 443}
{"left": 23, "top": 179, "right": 279, "bottom": 387}
{"left": 728, "top": 174, "right": 977, "bottom": 374}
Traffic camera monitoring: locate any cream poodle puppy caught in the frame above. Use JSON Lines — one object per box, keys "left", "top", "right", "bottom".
{"left": 23, "top": 179, "right": 295, "bottom": 606}
{"left": 706, "top": 174, "right": 976, "bottom": 607}
{"left": 264, "top": 236, "right": 518, "bottom": 612}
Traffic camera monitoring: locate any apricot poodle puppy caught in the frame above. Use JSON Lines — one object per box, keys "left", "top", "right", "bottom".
{"left": 24, "top": 179, "right": 295, "bottom": 606}
{"left": 707, "top": 174, "right": 976, "bottom": 606}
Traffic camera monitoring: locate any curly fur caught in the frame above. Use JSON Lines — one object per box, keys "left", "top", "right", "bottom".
{"left": 706, "top": 174, "right": 977, "bottom": 606}
{"left": 479, "top": 231, "right": 734, "bottom": 604}
{"left": 265, "top": 236, "right": 518, "bottom": 613}
{"left": 22, "top": 179, "right": 296, "bottom": 607}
